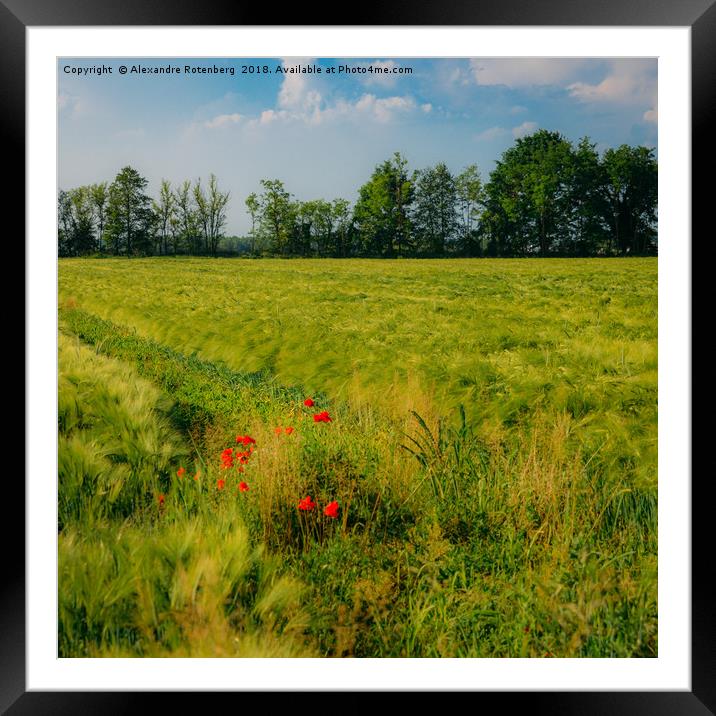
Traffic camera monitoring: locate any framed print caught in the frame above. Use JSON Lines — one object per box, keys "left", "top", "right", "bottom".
{"left": 12, "top": 0, "right": 714, "bottom": 711}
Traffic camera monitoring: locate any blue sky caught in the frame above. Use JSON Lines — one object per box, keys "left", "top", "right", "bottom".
{"left": 58, "top": 57, "right": 657, "bottom": 235}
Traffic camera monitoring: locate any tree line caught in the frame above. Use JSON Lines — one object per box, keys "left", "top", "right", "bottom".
{"left": 58, "top": 168, "right": 229, "bottom": 258}
{"left": 58, "top": 129, "right": 657, "bottom": 258}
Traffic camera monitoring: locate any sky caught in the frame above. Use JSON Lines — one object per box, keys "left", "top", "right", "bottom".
{"left": 58, "top": 57, "right": 657, "bottom": 235}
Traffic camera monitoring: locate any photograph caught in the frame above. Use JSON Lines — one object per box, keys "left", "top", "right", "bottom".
{"left": 56, "top": 55, "right": 659, "bottom": 660}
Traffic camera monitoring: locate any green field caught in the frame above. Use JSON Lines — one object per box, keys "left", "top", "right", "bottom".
{"left": 58, "top": 258, "right": 658, "bottom": 657}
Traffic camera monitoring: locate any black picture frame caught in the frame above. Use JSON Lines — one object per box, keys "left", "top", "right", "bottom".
{"left": 10, "top": 0, "right": 713, "bottom": 712}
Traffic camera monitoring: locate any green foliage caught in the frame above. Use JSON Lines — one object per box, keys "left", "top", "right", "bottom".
{"left": 412, "top": 163, "right": 458, "bottom": 256}
{"left": 353, "top": 151, "right": 413, "bottom": 257}
{"left": 482, "top": 130, "right": 657, "bottom": 257}
{"left": 106, "top": 166, "right": 155, "bottom": 256}
{"left": 58, "top": 132, "right": 657, "bottom": 259}
{"left": 58, "top": 186, "right": 97, "bottom": 257}
{"left": 603, "top": 145, "right": 658, "bottom": 255}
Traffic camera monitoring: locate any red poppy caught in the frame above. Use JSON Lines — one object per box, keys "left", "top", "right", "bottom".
{"left": 298, "top": 495, "right": 316, "bottom": 511}
{"left": 236, "top": 435, "right": 257, "bottom": 446}
{"left": 239, "top": 482, "right": 249, "bottom": 492}
{"left": 324, "top": 500, "right": 339, "bottom": 519}
{"left": 217, "top": 479, "right": 226, "bottom": 490}
{"left": 177, "top": 467, "right": 186, "bottom": 478}
{"left": 275, "top": 427, "right": 283, "bottom": 435}
{"left": 313, "top": 411, "right": 332, "bottom": 423}
{"left": 304, "top": 398, "right": 315, "bottom": 407}
{"left": 221, "top": 447, "right": 234, "bottom": 468}
{"left": 285, "top": 426, "right": 294, "bottom": 435}
{"left": 157, "top": 494, "right": 165, "bottom": 506}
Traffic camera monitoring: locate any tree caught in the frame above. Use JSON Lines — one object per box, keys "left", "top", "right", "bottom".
{"left": 257, "top": 179, "right": 293, "bottom": 255}
{"left": 390, "top": 152, "right": 413, "bottom": 257}
{"left": 245, "top": 192, "right": 260, "bottom": 255}
{"left": 90, "top": 182, "right": 109, "bottom": 253}
{"left": 412, "top": 162, "right": 458, "bottom": 256}
{"left": 331, "top": 198, "right": 352, "bottom": 257}
{"left": 483, "top": 130, "right": 575, "bottom": 256}
{"left": 168, "top": 213, "right": 182, "bottom": 255}
{"left": 564, "top": 138, "right": 611, "bottom": 256}
{"left": 194, "top": 174, "right": 230, "bottom": 257}
{"left": 292, "top": 200, "right": 315, "bottom": 256}
{"left": 455, "top": 165, "right": 484, "bottom": 256}
{"left": 354, "top": 152, "right": 413, "bottom": 257}
{"left": 58, "top": 190, "right": 73, "bottom": 257}
{"left": 309, "top": 199, "right": 335, "bottom": 257}
{"left": 193, "top": 179, "right": 209, "bottom": 255}
{"left": 57, "top": 186, "right": 96, "bottom": 256}
{"left": 106, "top": 166, "right": 154, "bottom": 255}
{"left": 152, "top": 180, "right": 175, "bottom": 256}
{"left": 602, "top": 145, "right": 658, "bottom": 255}
{"left": 68, "top": 186, "right": 96, "bottom": 255}
{"left": 175, "top": 180, "right": 200, "bottom": 255}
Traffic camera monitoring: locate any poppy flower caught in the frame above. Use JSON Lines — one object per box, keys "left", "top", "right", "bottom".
{"left": 324, "top": 500, "right": 339, "bottom": 519}
{"left": 304, "top": 398, "right": 315, "bottom": 407}
{"left": 275, "top": 427, "right": 283, "bottom": 435}
{"left": 298, "top": 495, "right": 316, "bottom": 511}
{"left": 217, "top": 479, "right": 226, "bottom": 490}
{"left": 221, "top": 447, "right": 234, "bottom": 468}
{"left": 285, "top": 426, "right": 294, "bottom": 435}
{"left": 177, "top": 467, "right": 186, "bottom": 478}
{"left": 236, "top": 435, "right": 257, "bottom": 446}
{"left": 239, "top": 482, "right": 249, "bottom": 492}
{"left": 313, "top": 411, "right": 332, "bottom": 423}
{"left": 157, "top": 494, "right": 165, "bottom": 506}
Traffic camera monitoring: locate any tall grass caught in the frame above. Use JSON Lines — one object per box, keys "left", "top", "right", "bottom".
{"left": 58, "top": 258, "right": 657, "bottom": 657}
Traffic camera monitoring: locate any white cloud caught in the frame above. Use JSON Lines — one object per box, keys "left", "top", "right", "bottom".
{"left": 475, "top": 122, "right": 538, "bottom": 141}
{"left": 354, "top": 94, "right": 416, "bottom": 123}
{"left": 470, "top": 59, "right": 588, "bottom": 88}
{"left": 469, "top": 58, "right": 657, "bottom": 123}
{"left": 204, "top": 113, "right": 243, "bottom": 129}
{"left": 205, "top": 56, "right": 423, "bottom": 131}
{"left": 357, "top": 60, "right": 400, "bottom": 88}
{"left": 566, "top": 59, "right": 656, "bottom": 113}
{"left": 475, "top": 126, "right": 509, "bottom": 141}
{"left": 512, "top": 121, "right": 538, "bottom": 138}
{"left": 251, "top": 91, "right": 418, "bottom": 127}
{"left": 57, "top": 91, "right": 90, "bottom": 118}
{"left": 443, "top": 65, "right": 473, "bottom": 88}
{"left": 277, "top": 57, "right": 322, "bottom": 113}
